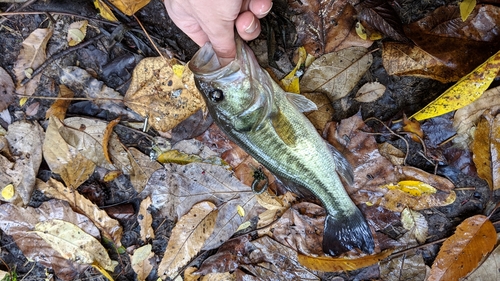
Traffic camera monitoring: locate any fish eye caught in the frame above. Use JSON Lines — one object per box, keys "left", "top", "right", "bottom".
{"left": 209, "top": 89, "right": 224, "bottom": 103}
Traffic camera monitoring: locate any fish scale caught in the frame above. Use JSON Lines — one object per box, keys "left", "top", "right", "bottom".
{"left": 189, "top": 37, "right": 375, "bottom": 256}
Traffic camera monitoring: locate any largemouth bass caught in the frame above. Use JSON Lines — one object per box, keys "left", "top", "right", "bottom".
{"left": 188, "top": 37, "right": 374, "bottom": 255}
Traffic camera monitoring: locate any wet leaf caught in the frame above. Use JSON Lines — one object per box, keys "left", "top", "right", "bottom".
{"left": 138, "top": 196, "right": 154, "bottom": 241}
{"left": 0, "top": 199, "right": 100, "bottom": 280}
{"left": 460, "top": 0, "right": 477, "bottom": 21}
{"left": 128, "top": 147, "right": 162, "bottom": 193}
{"left": 0, "top": 67, "right": 15, "bottom": 111}
{"left": 464, "top": 235, "right": 500, "bottom": 280}
{"left": 428, "top": 215, "right": 496, "bottom": 281}
{"left": 401, "top": 208, "right": 428, "bottom": 243}
{"left": 34, "top": 219, "right": 117, "bottom": 272}
{"left": 109, "top": 0, "right": 150, "bottom": 16}
{"left": 45, "top": 85, "right": 74, "bottom": 120}
{"left": 380, "top": 252, "right": 428, "bottom": 281}
{"left": 383, "top": 180, "right": 437, "bottom": 197}
{"left": 38, "top": 178, "right": 123, "bottom": 246}
{"left": 280, "top": 47, "right": 306, "bottom": 94}
{"left": 142, "top": 162, "right": 258, "bottom": 250}
{"left": 288, "top": 0, "right": 372, "bottom": 57}
{"left": 125, "top": 57, "right": 204, "bottom": 132}
{"left": 410, "top": 49, "right": 500, "bottom": 121}
{"left": 300, "top": 47, "right": 373, "bottom": 102}
{"left": 43, "top": 117, "right": 96, "bottom": 188}
{"left": 358, "top": 0, "right": 407, "bottom": 42}
{"left": 471, "top": 111, "right": 500, "bottom": 190}
{"left": 3, "top": 121, "right": 44, "bottom": 205}
{"left": 405, "top": 5, "right": 500, "bottom": 82}
{"left": 13, "top": 28, "right": 53, "bottom": 97}
{"left": 131, "top": 244, "right": 154, "bottom": 281}
{"left": 453, "top": 86, "right": 500, "bottom": 145}
{"left": 67, "top": 20, "right": 88, "bottom": 46}
{"left": 93, "top": 0, "right": 118, "bottom": 21}
{"left": 354, "top": 82, "right": 386, "bottom": 103}
{"left": 158, "top": 201, "right": 218, "bottom": 279}
{"left": 402, "top": 114, "right": 423, "bottom": 141}
{"left": 298, "top": 249, "right": 393, "bottom": 272}
{"left": 103, "top": 117, "right": 121, "bottom": 164}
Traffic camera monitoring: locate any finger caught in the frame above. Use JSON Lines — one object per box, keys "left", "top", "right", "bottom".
{"left": 235, "top": 11, "right": 261, "bottom": 41}
{"left": 248, "top": 0, "right": 273, "bottom": 18}
{"left": 203, "top": 22, "right": 237, "bottom": 64}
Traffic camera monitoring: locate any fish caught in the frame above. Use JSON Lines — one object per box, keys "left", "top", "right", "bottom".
{"left": 188, "top": 37, "right": 375, "bottom": 255}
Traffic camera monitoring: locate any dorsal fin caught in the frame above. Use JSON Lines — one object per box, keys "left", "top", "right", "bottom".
{"left": 286, "top": 93, "right": 318, "bottom": 113}
{"left": 327, "top": 143, "right": 354, "bottom": 185}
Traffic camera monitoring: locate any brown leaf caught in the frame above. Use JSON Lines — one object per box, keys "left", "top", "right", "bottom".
{"left": 125, "top": 57, "right": 205, "bottom": 132}
{"left": 158, "top": 201, "right": 218, "bottom": 279}
{"left": 472, "top": 111, "right": 500, "bottom": 190}
{"left": 128, "top": 147, "right": 162, "bottom": 193}
{"left": 109, "top": 0, "right": 150, "bottom": 16}
{"left": 298, "top": 249, "right": 393, "bottom": 272}
{"left": 131, "top": 244, "right": 154, "bottom": 281}
{"left": 404, "top": 5, "right": 500, "bottom": 82}
{"left": 103, "top": 117, "right": 121, "bottom": 164}
{"left": 428, "top": 215, "right": 497, "bottom": 281}
{"left": 358, "top": 0, "right": 408, "bottom": 42}
{"left": 303, "top": 92, "right": 334, "bottom": 131}
{"left": 0, "top": 66, "right": 15, "bottom": 111}
{"left": 138, "top": 196, "right": 155, "bottom": 242}
{"left": 288, "top": 0, "right": 372, "bottom": 57}
{"left": 24, "top": 101, "right": 39, "bottom": 116}
{"left": 354, "top": 82, "right": 386, "bottom": 103}
{"left": 38, "top": 178, "right": 123, "bottom": 246}
{"left": 45, "top": 85, "right": 74, "bottom": 120}
{"left": 380, "top": 252, "right": 428, "bottom": 281}
{"left": 0, "top": 199, "right": 99, "bottom": 280}
{"left": 67, "top": 20, "right": 88, "bottom": 46}
{"left": 300, "top": 47, "right": 373, "bottom": 102}
{"left": 43, "top": 117, "right": 96, "bottom": 188}
{"left": 13, "top": 28, "right": 53, "bottom": 97}
{"left": 402, "top": 114, "right": 423, "bottom": 141}
{"left": 464, "top": 234, "right": 500, "bottom": 280}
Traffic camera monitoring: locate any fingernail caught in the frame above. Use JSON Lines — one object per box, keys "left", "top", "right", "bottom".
{"left": 260, "top": 3, "right": 273, "bottom": 17}
{"left": 245, "top": 17, "right": 258, "bottom": 33}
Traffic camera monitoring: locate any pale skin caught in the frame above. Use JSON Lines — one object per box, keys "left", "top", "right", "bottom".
{"left": 164, "top": 0, "right": 273, "bottom": 65}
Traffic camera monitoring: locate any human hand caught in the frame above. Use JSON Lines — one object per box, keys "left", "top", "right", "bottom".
{"left": 164, "top": 0, "right": 273, "bottom": 65}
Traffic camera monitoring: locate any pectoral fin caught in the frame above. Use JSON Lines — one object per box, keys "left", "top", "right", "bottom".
{"left": 328, "top": 143, "right": 354, "bottom": 185}
{"left": 286, "top": 93, "right": 318, "bottom": 113}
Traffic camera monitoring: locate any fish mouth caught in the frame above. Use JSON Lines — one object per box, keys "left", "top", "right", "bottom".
{"left": 188, "top": 41, "right": 242, "bottom": 82}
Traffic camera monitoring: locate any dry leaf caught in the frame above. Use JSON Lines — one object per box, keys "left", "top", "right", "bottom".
{"left": 0, "top": 66, "right": 15, "bottom": 111}
{"left": 103, "top": 117, "right": 121, "bottom": 164}
{"left": 13, "top": 28, "right": 53, "bottom": 97}
{"left": 142, "top": 162, "right": 258, "bottom": 251}
{"left": 131, "top": 244, "right": 154, "bottom": 281}
{"left": 464, "top": 234, "right": 500, "bottom": 280}
{"left": 25, "top": 101, "right": 40, "bottom": 116}
{"left": 288, "top": 0, "right": 372, "bottom": 56}
{"left": 280, "top": 47, "right": 306, "bottom": 94}
{"left": 67, "top": 20, "right": 88, "bottom": 46}
{"left": 43, "top": 116, "right": 96, "bottom": 188}
{"left": 0, "top": 199, "right": 100, "bottom": 280}
{"left": 125, "top": 57, "right": 204, "bottom": 132}
{"left": 460, "top": 0, "right": 476, "bottom": 21}
{"left": 401, "top": 208, "right": 428, "bottom": 243}
{"left": 127, "top": 147, "right": 162, "bottom": 193}
{"left": 471, "top": 111, "right": 500, "bottom": 190}
{"left": 378, "top": 142, "right": 405, "bottom": 166}
{"left": 410, "top": 49, "right": 500, "bottom": 121}
{"left": 428, "top": 215, "right": 497, "bottom": 281}
{"left": 453, "top": 86, "right": 500, "bottom": 145}
{"left": 300, "top": 47, "right": 373, "bottom": 102}
{"left": 380, "top": 252, "right": 428, "bottom": 281}
{"left": 354, "top": 82, "right": 386, "bottom": 103}
{"left": 4, "top": 120, "right": 44, "bottom": 205}
{"left": 38, "top": 178, "right": 123, "bottom": 246}
{"left": 45, "top": 85, "right": 74, "bottom": 120}
{"left": 109, "top": 0, "right": 150, "bottom": 16}
{"left": 138, "top": 196, "right": 154, "bottom": 241}
{"left": 303, "top": 92, "right": 334, "bottom": 131}
{"left": 34, "top": 219, "right": 117, "bottom": 271}
{"left": 158, "top": 201, "right": 218, "bottom": 279}
{"left": 298, "top": 249, "right": 393, "bottom": 272}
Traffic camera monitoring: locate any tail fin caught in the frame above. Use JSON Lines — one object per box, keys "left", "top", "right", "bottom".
{"left": 322, "top": 209, "right": 375, "bottom": 256}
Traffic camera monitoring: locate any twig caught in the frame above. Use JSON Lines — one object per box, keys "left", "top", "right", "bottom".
{"left": 20, "top": 33, "right": 106, "bottom": 86}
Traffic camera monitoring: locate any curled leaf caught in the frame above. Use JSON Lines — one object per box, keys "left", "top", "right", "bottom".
{"left": 298, "top": 249, "right": 393, "bottom": 272}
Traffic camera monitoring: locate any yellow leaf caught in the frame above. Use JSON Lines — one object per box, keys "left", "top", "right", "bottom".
{"left": 108, "top": 0, "right": 151, "bottom": 16}
{"left": 34, "top": 219, "right": 118, "bottom": 271}
{"left": 131, "top": 244, "right": 154, "bottom": 281}
{"left": 1, "top": 184, "right": 14, "bottom": 200}
{"left": 103, "top": 170, "right": 122, "bottom": 182}
{"left": 383, "top": 180, "right": 437, "bottom": 197}
{"left": 236, "top": 221, "right": 251, "bottom": 232}
{"left": 410, "top": 49, "right": 500, "bottom": 121}
{"left": 45, "top": 85, "right": 74, "bottom": 120}
{"left": 94, "top": 0, "right": 118, "bottom": 21}
{"left": 460, "top": 0, "right": 476, "bottom": 21}
{"left": 401, "top": 208, "right": 428, "bottom": 243}
{"left": 92, "top": 262, "right": 115, "bottom": 281}
{"left": 280, "top": 47, "right": 306, "bottom": 94}
{"left": 298, "top": 249, "right": 393, "bottom": 272}
{"left": 355, "top": 22, "right": 367, "bottom": 40}
{"left": 172, "top": 64, "right": 184, "bottom": 78}
{"left": 67, "top": 20, "right": 88, "bottom": 46}
{"left": 237, "top": 205, "right": 245, "bottom": 217}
